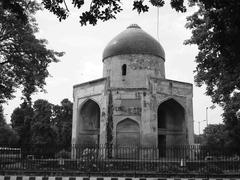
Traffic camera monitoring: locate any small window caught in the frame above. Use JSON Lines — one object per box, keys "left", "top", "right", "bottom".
{"left": 122, "top": 64, "right": 127, "bottom": 76}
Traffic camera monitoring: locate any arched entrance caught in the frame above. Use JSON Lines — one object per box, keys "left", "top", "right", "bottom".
{"left": 78, "top": 99, "right": 100, "bottom": 146}
{"left": 116, "top": 118, "right": 140, "bottom": 158}
{"left": 157, "top": 99, "right": 185, "bottom": 156}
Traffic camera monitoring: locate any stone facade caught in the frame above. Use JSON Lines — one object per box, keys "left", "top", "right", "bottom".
{"left": 72, "top": 24, "right": 194, "bottom": 155}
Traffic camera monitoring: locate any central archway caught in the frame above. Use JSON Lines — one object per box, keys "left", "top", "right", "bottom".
{"left": 116, "top": 118, "right": 140, "bottom": 158}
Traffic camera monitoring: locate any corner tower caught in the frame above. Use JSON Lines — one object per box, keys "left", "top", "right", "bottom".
{"left": 102, "top": 24, "right": 166, "bottom": 88}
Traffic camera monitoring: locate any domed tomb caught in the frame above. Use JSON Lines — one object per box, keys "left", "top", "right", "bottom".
{"left": 72, "top": 24, "right": 194, "bottom": 158}
{"left": 102, "top": 24, "right": 165, "bottom": 61}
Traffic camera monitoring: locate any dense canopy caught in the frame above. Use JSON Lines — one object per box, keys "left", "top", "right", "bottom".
{"left": 0, "top": 0, "right": 64, "bottom": 103}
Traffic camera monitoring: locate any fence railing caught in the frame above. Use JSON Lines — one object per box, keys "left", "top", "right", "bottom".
{"left": 0, "top": 145, "right": 240, "bottom": 176}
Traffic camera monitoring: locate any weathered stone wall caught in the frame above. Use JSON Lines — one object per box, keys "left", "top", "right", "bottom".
{"left": 72, "top": 78, "right": 108, "bottom": 146}
{"left": 110, "top": 90, "right": 142, "bottom": 147}
{"left": 149, "top": 77, "right": 194, "bottom": 146}
{"left": 105, "top": 89, "right": 158, "bottom": 148}
{"left": 140, "top": 90, "right": 157, "bottom": 147}
{"left": 108, "top": 89, "right": 157, "bottom": 148}
{"left": 103, "top": 54, "right": 165, "bottom": 89}
{"left": 72, "top": 55, "right": 194, "bottom": 159}
{"left": 72, "top": 77, "right": 194, "bottom": 149}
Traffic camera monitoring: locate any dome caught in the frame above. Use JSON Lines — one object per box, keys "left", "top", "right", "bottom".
{"left": 102, "top": 24, "right": 165, "bottom": 61}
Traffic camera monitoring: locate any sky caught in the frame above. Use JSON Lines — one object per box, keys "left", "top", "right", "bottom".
{"left": 3, "top": 1, "right": 223, "bottom": 134}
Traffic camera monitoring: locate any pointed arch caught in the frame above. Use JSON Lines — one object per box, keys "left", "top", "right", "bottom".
{"left": 158, "top": 97, "right": 185, "bottom": 109}
{"left": 157, "top": 98, "right": 185, "bottom": 130}
{"left": 79, "top": 98, "right": 101, "bottom": 112}
{"left": 157, "top": 98, "right": 186, "bottom": 150}
{"left": 116, "top": 118, "right": 140, "bottom": 158}
{"left": 80, "top": 99, "right": 100, "bottom": 130}
{"left": 78, "top": 99, "right": 100, "bottom": 145}
{"left": 116, "top": 118, "right": 140, "bottom": 147}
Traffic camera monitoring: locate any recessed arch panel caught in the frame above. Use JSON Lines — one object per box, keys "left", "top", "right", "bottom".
{"left": 157, "top": 98, "right": 186, "bottom": 147}
{"left": 116, "top": 118, "right": 140, "bottom": 158}
{"left": 78, "top": 99, "right": 100, "bottom": 145}
{"left": 158, "top": 98, "right": 185, "bottom": 130}
{"left": 80, "top": 99, "right": 100, "bottom": 130}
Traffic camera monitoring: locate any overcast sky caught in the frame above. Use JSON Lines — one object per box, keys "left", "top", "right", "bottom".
{"left": 3, "top": 1, "right": 223, "bottom": 134}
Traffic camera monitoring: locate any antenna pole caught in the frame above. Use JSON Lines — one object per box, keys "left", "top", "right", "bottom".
{"left": 157, "top": 7, "right": 159, "bottom": 41}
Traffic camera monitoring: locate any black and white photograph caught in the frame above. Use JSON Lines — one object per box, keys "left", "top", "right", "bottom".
{"left": 0, "top": 0, "right": 240, "bottom": 179}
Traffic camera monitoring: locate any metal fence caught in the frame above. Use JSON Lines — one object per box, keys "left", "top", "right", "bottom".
{"left": 0, "top": 145, "right": 240, "bottom": 177}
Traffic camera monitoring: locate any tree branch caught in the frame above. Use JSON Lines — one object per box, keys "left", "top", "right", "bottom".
{"left": 90, "top": 0, "right": 94, "bottom": 9}
{"left": 0, "top": 59, "right": 10, "bottom": 65}
{"left": 63, "top": 0, "right": 69, "bottom": 12}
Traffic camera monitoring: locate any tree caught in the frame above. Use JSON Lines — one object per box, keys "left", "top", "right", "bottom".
{"left": 185, "top": 1, "right": 240, "bottom": 148}
{"left": 0, "top": 105, "right": 19, "bottom": 145}
{"left": 2, "top": 0, "right": 187, "bottom": 26}
{"left": 1, "top": 0, "right": 29, "bottom": 24}
{"left": 0, "top": 125, "right": 19, "bottom": 146}
{"left": 31, "top": 99, "right": 56, "bottom": 147}
{"left": 222, "top": 93, "right": 240, "bottom": 150}
{"left": 10, "top": 98, "right": 72, "bottom": 149}
{"left": 52, "top": 98, "right": 73, "bottom": 149}
{"left": 185, "top": 0, "right": 240, "bottom": 105}
{"left": 0, "top": 105, "right": 6, "bottom": 126}
{"left": 11, "top": 101, "right": 33, "bottom": 146}
{"left": 202, "top": 124, "right": 228, "bottom": 149}
{"left": 0, "top": 0, "right": 64, "bottom": 103}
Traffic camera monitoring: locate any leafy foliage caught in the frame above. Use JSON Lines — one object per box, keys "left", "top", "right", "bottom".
{"left": 0, "top": 0, "right": 64, "bottom": 103}
{"left": 31, "top": 99, "right": 56, "bottom": 146}
{"left": 55, "top": 149, "right": 71, "bottom": 159}
{"left": 10, "top": 98, "right": 73, "bottom": 151}
{"left": 11, "top": 101, "right": 33, "bottom": 146}
{"left": 185, "top": 0, "right": 240, "bottom": 149}
{"left": 52, "top": 98, "right": 73, "bottom": 149}
{"left": 2, "top": 0, "right": 187, "bottom": 26}
{"left": 222, "top": 93, "right": 240, "bottom": 150}
{"left": 0, "top": 125, "right": 19, "bottom": 145}
{"left": 202, "top": 124, "right": 228, "bottom": 149}
{"left": 0, "top": 105, "right": 19, "bottom": 145}
{"left": 133, "top": 1, "right": 149, "bottom": 14}
{"left": 0, "top": 105, "right": 6, "bottom": 126}
{"left": 1, "top": 0, "right": 28, "bottom": 23}
{"left": 185, "top": 0, "right": 240, "bottom": 105}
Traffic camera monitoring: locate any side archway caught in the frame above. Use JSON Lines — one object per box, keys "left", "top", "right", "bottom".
{"left": 158, "top": 98, "right": 185, "bottom": 131}
{"left": 157, "top": 98, "right": 186, "bottom": 150}
{"left": 78, "top": 99, "right": 100, "bottom": 145}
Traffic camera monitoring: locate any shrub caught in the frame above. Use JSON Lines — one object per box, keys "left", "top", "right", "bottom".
{"left": 55, "top": 150, "right": 71, "bottom": 159}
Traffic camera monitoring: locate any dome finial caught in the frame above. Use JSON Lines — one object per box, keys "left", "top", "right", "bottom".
{"left": 127, "top": 24, "right": 141, "bottom": 29}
